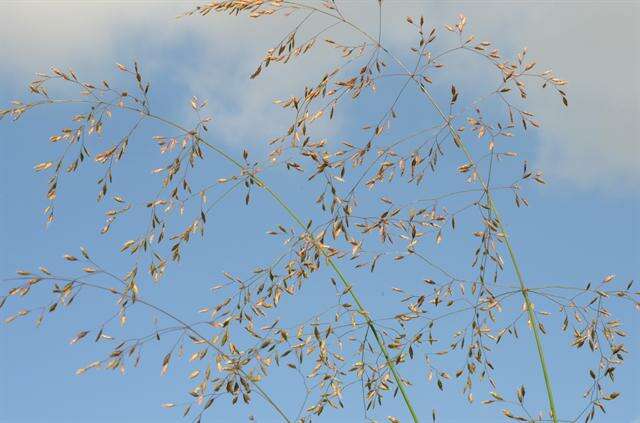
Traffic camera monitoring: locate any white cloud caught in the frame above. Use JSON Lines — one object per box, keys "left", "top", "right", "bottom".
{"left": 1, "top": 0, "right": 638, "bottom": 192}
{"left": 1, "top": 1, "right": 181, "bottom": 73}
{"left": 458, "top": 1, "right": 639, "bottom": 192}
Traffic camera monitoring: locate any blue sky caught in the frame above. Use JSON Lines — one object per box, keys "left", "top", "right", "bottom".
{"left": 1, "top": 1, "right": 638, "bottom": 422}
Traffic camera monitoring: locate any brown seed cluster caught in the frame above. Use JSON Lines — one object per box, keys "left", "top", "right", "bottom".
{"left": 1, "top": 3, "right": 636, "bottom": 423}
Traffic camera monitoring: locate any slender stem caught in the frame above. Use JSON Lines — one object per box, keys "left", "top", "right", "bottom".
{"left": 121, "top": 106, "right": 419, "bottom": 421}
{"left": 194, "top": 134, "right": 421, "bottom": 422}
{"left": 258, "top": 178, "right": 421, "bottom": 423}
{"left": 324, "top": 258, "right": 420, "bottom": 422}
{"left": 486, "top": 197, "right": 558, "bottom": 421}
{"left": 19, "top": 97, "right": 418, "bottom": 419}
{"left": 76, "top": 280, "right": 292, "bottom": 423}
{"left": 419, "top": 87, "right": 559, "bottom": 423}
{"left": 288, "top": 4, "right": 558, "bottom": 417}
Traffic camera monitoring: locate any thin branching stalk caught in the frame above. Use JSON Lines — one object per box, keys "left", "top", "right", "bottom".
{"left": 7, "top": 97, "right": 420, "bottom": 422}
{"left": 8, "top": 98, "right": 416, "bottom": 422}
{"left": 418, "top": 86, "right": 559, "bottom": 423}
{"left": 293, "top": 5, "right": 560, "bottom": 419}
{"left": 7, "top": 6, "right": 636, "bottom": 422}
{"left": 137, "top": 109, "right": 420, "bottom": 422}
{"left": 87, "top": 280, "right": 294, "bottom": 422}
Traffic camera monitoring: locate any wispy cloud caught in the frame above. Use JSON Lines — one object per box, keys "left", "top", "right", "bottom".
{"left": 1, "top": 1, "right": 637, "bottom": 192}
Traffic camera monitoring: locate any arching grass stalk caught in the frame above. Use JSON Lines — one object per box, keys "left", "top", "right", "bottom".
{"left": 20, "top": 98, "right": 419, "bottom": 421}
{"left": 297, "top": 5, "right": 559, "bottom": 417}
{"left": 78, "top": 279, "right": 293, "bottom": 423}
{"left": 418, "top": 88, "right": 559, "bottom": 423}
{"left": 145, "top": 112, "right": 420, "bottom": 422}
{"left": 257, "top": 172, "right": 421, "bottom": 423}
